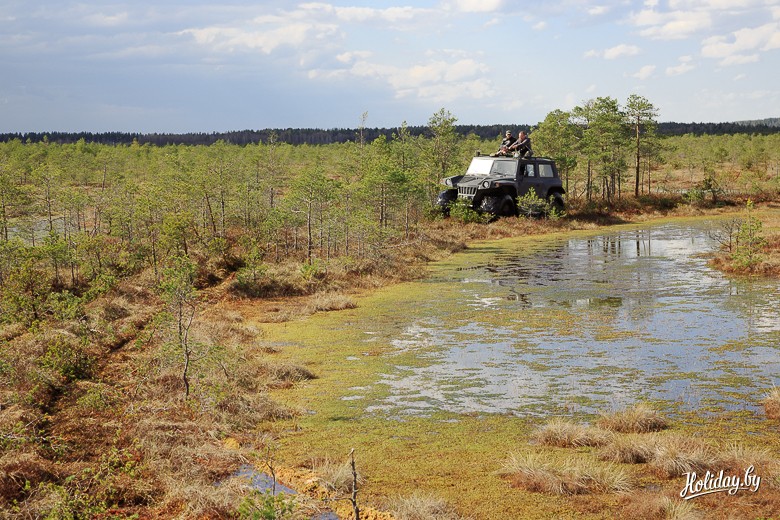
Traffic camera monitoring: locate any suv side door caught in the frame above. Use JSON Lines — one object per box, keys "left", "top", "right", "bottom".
{"left": 517, "top": 160, "right": 544, "bottom": 198}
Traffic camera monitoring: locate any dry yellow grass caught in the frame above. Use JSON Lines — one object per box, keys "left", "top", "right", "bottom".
{"left": 306, "top": 291, "right": 358, "bottom": 313}
{"left": 648, "top": 435, "right": 716, "bottom": 478}
{"left": 387, "top": 492, "right": 469, "bottom": 520}
{"left": 597, "top": 403, "right": 669, "bottom": 433}
{"left": 531, "top": 418, "right": 613, "bottom": 448}
{"left": 763, "top": 386, "right": 780, "bottom": 420}
{"left": 499, "top": 452, "right": 633, "bottom": 495}
{"left": 622, "top": 494, "right": 703, "bottom": 520}
{"left": 310, "top": 457, "right": 364, "bottom": 494}
{"left": 598, "top": 434, "right": 660, "bottom": 464}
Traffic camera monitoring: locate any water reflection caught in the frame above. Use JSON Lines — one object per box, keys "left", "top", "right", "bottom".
{"left": 369, "top": 222, "right": 780, "bottom": 416}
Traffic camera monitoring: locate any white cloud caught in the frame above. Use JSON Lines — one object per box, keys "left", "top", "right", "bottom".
{"left": 603, "top": 44, "right": 641, "bottom": 59}
{"left": 85, "top": 12, "right": 129, "bottom": 27}
{"left": 666, "top": 55, "right": 695, "bottom": 75}
{"left": 668, "top": 0, "right": 766, "bottom": 9}
{"left": 443, "top": 0, "right": 505, "bottom": 13}
{"left": 701, "top": 22, "right": 780, "bottom": 65}
{"left": 632, "top": 64, "right": 656, "bottom": 79}
{"left": 310, "top": 55, "right": 494, "bottom": 103}
{"left": 533, "top": 21, "right": 547, "bottom": 31}
{"left": 336, "top": 50, "right": 372, "bottom": 63}
{"left": 180, "top": 22, "right": 339, "bottom": 54}
{"left": 588, "top": 6, "right": 610, "bottom": 16}
{"left": 719, "top": 53, "right": 760, "bottom": 65}
{"left": 584, "top": 45, "right": 641, "bottom": 59}
{"left": 630, "top": 8, "right": 712, "bottom": 39}
{"left": 734, "top": 73, "right": 746, "bottom": 80}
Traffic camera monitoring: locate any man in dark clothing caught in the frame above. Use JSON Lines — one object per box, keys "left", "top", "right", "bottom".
{"left": 508, "top": 131, "right": 532, "bottom": 158}
{"left": 492, "top": 130, "right": 515, "bottom": 156}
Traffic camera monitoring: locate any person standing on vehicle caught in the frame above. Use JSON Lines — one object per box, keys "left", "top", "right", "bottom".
{"left": 508, "top": 131, "right": 532, "bottom": 158}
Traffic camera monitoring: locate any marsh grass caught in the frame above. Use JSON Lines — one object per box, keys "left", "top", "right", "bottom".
{"left": 531, "top": 418, "right": 613, "bottom": 448}
{"left": 763, "top": 386, "right": 780, "bottom": 420}
{"left": 387, "top": 492, "right": 469, "bottom": 520}
{"left": 623, "top": 494, "right": 703, "bottom": 520}
{"left": 306, "top": 291, "right": 357, "bottom": 313}
{"left": 310, "top": 457, "right": 364, "bottom": 494}
{"left": 598, "top": 434, "right": 659, "bottom": 464}
{"left": 499, "top": 452, "right": 633, "bottom": 495}
{"left": 649, "top": 435, "right": 716, "bottom": 478}
{"left": 597, "top": 403, "right": 669, "bottom": 434}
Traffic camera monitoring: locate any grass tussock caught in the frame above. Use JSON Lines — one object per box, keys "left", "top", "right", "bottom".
{"left": 387, "top": 492, "right": 469, "bottom": 520}
{"left": 310, "top": 457, "right": 364, "bottom": 494}
{"left": 306, "top": 291, "right": 357, "bottom": 313}
{"left": 716, "top": 443, "right": 777, "bottom": 475}
{"left": 262, "top": 361, "right": 317, "bottom": 389}
{"left": 531, "top": 418, "right": 613, "bottom": 448}
{"left": 763, "top": 386, "right": 780, "bottom": 420}
{"left": 499, "top": 452, "right": 633, "bottom": 495}
{"left": 598, "top": 434, "right": 659, "bottom": 464}
{"left": 648, "top": 436, "right": 716, "bottom": 479}
{"left": 596, "top": 403, "right": 669, "bottom": 434}
{"left": 622, "top": 494, "right": 703, "bottom": 520}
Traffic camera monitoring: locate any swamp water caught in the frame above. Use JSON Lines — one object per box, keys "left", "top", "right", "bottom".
{"left": 334, "top": 220, "right": 780, "bottom": 418}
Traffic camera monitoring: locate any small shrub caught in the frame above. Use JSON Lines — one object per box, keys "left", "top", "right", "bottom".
{"left": 516, "top": 191, "right": 553, "bottom": 218}
{"left": 448, "top": 198, "right": 488, "bottom": 224}
{"left": 597, "top": 403, "right": 669, "bottom": 433}
{"left": 731, "top": 199, "right": 766, "bottom": 270}
{"left": 238, "top": 490, "right": 296, "bottom": 520}
{"left": 531, "top": 418, "right": 613, "bottom": 448}
{"left": 38, "top": 335, "right": 94, "bottom": 384}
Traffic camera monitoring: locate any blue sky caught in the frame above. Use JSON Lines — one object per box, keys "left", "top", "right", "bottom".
{"left": 1, "top": 0, "right": 779, "bottom": 132}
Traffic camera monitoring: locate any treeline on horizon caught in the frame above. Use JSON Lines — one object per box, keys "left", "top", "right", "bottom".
{"left": 2, "top": 119, "right": 780, "bottom": 147}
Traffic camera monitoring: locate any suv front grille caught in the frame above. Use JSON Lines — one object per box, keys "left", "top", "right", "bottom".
{"left": 458, "top": 186, "right": 477, "bottom": 198}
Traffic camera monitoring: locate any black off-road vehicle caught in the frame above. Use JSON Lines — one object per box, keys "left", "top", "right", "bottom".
{"left": 437, "top": 154, "right": 565, "bottom": 217}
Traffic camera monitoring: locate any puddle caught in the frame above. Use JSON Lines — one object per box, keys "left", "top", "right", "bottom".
{"left": 232, "top": 465, "right": 297, "bottom": 495}
{"left": 231, "top": 465, "right": 338, "bottom": 520}
{"left": 365, "top": 222, "right": 780, "bottom": 416}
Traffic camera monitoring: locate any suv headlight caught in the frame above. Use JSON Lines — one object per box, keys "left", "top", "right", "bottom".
{"left": 481, "top": 180, "right": 491, "bottom": 189}
{"left": 444, "top": 178, "right": 452, "bottom": 186}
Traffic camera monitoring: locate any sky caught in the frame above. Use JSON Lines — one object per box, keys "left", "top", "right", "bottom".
{"left": 1, "top": 0, "right": 779, "bottom": 133}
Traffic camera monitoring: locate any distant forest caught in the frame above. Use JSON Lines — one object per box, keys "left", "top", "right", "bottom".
{"left": 2, "top": 118, "right": 779, "bottom": 147}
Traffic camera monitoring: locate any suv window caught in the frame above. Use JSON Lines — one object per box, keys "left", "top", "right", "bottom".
{"left": 539, "top": 163, "right": 555, "bottom": 178}
{"left": 524, "top": 164, "right": 535, "bottom": 177}
{"left": 491, "top": 160, "right": 517, "bottom": 176}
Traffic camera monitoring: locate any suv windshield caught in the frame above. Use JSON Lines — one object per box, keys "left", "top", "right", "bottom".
{"left": 466, "top": 158, "right": 494, "bottom": 175}
{"left": 465, "top": 158, "right": 517, "bottom": 176}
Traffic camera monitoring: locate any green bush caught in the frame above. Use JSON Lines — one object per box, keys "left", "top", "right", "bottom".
{"left": 517, "top": 191, "right": 559, "bottom": 219}
{"left": 448, "top": 198, "right": 488, "bottom": 224}
{"left": 732, "top": 200, "right": 766, "bottom": 269}
{"left": 39, "top": 336, "right": 93, "bottom": 383}
{"left": 238, "top": 490, "right": 296, "bottom": 520}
